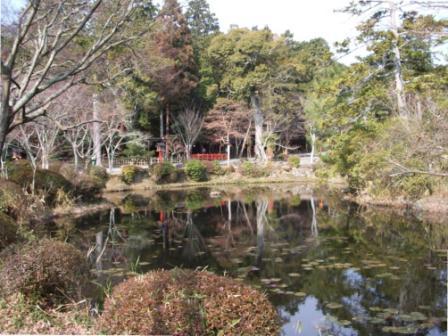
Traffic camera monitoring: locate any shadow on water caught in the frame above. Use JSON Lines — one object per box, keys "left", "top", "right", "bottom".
{"left": 50, "top": 185, "right": 447, "bottom": 336}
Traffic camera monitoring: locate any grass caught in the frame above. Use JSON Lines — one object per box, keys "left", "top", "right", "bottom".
{"left": 0, "top": 294, "right": 93, "bottom": 334}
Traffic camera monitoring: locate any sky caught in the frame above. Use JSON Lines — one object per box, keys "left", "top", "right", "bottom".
{"left": 204, "top": 0, "right": 364, "bottom": 63}
{"left": 5, "top": 0, "right": 364, "bottom": 63}
{"left": 171, "top": 0, "right": 366, "bottom": 64}
{"left": 5, "top": 0, "right": 447, "bottom": 64}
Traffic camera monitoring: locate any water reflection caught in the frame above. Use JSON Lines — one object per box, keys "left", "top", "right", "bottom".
{"left": 64, "top": 186, "right": 447, "bottom": 336}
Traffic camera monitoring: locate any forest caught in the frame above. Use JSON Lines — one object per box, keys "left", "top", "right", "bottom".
{"left": 0, "top": 0, "right": 447, "bottom": 335}
{"left": 1, "top": 0, "right": 447, "bottom": 199}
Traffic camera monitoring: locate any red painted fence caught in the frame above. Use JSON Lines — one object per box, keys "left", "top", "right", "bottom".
{"left": 191, "top": 153, "right": 226, "bottom": 161}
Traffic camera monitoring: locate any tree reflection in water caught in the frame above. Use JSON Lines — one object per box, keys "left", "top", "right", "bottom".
{"left": 68, "top": 187, "right": 447, "bottom": 336}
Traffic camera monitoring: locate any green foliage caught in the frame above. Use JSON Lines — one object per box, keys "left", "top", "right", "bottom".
{"left": 393, "top": 174, "right": 434, "bottom": 199}
{"left": 185, "top": 0, "right": 219, "bottom": 39}
{"left": 121, "top": 165, "right": 143, "bottom": 185}
{"left": 288, "top": 155, "right": 301, "bottom": 168}
{"left": 122, "top": 143, "right": 150, "bottom": 158}
{"left": 184, "top": 160, "right": 208, "bottom": 182}
{"left": 210, "top": 160, "right": 225, "bottom": 176}
{"left": 240, "top": 161, "right": 266, "bottom": 178}
{"left": 151, "top": 162, "right": 178, "bottom": 184}
{"left": 185, "top": 190, "right": 208, "bottom": 210}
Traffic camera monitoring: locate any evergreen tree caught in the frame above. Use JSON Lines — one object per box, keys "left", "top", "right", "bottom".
{"left": 185, "top": 0, "right": 219, "bottom": 39}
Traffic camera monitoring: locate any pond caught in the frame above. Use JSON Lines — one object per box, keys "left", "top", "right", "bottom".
{"left": 50, "top": 185, "right": 447, "bottom": 336}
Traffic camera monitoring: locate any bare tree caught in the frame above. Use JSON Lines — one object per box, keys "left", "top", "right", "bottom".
{"left": 172, "top": 107, "right": 204, "bottom": 160}
{"left": 0, "top": 0, "right": 145, "bottom": 156}
{"left": 52, "top": 86, "right": 94, "bottom": 169}
{"left": 204, "top": 98, "right": 251, "bottom": 164}
{"left": 10, "top": 124, "right": 40, "bottom": 193}
{"left": 34, "top": 119, "right": 59, "bottom": 169}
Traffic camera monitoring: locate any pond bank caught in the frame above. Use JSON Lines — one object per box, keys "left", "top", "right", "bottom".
{"left": 349, "top": 194, "right": 448, "bottom": 220}
{"left": 104, "top": 174, "right": 327, "bottom": 193}
{"left": 34, "top": 202, "right": 114, "bottom": 223}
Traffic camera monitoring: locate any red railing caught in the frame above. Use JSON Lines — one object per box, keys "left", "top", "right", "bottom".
{"left": 191, "top": 153, "right": 226, "bottom": 161}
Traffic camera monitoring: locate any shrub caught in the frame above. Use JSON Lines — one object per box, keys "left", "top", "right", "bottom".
{"left": 88, "top": 166, "right": 108, "bottom": 186}
{"left": 288, "top": 155, "right": 301, "bottom": 168}
{"left": 0, "top": 179, "right": 45, "bottom": 222}
{"left": 204, "top": 160, "right": 225, "bottom": 176}
{"left": 394, "top": 174, "right": 434, "bottom": 199}
{"left": 184, "top": 160, "right": 208, "bottom": 182}
{"left": 240, "top": 161, "right": 265, "bottom": 178}
{"left": 0, "top": 179, "right": 23, "bottom": 216}
{"left": 58, "top": 163, "right": 78, "bottom": 181}
{"left": 121, "top": 165, "right": 139, "bottom": 184}
{"left": 98, "top": 269, "right": 279, "bottom": 335}
{"left": 7, "top": 161, "right": 74, "bottom": 206}
{"left": 0, "top": 212, "right": 18, "bottom": 250}
{"left": 211, "top": 160, "right": 225, "bottom": 176}
{"left": 74, "top": 175, "right": 103, "bottom": 200}
{"left": 151, "top": 162, "right": 177, "bottom": 184}
{"left": 0, "top": 239, "right": 89, "bottom": 305}
{"left": 224, "top": 165, "right": 235, "bottom": 174}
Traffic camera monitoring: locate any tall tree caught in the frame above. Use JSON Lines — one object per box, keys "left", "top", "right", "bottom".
{"left": 339, "top": 0, "right": 447, "bottom": 117}
{"left": 206, "top": 28, "right": 282, "bottom": 161}
{"left": 150, "top": 0, "right": 198, "bottom": 141}
{"left": 185, "top": 0, "right": 219, "bottom": 40}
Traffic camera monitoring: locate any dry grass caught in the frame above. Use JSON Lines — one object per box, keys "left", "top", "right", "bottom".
{"left": 0, "top": 293, "right": 93, "bottom": 335}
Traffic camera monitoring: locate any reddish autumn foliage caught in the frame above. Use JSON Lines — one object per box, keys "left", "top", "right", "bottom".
{"left": 98, "top": 269, "right": 279, "bottom": 335}
{"left": 0, "top": 239, "right": 88, "bottom": 305}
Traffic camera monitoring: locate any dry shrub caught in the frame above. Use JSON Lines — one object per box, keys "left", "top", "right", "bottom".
{"left": 0, "top": 239, "right": 88, "bottom": 305}
{"left": 0, "top": 179, "right": 45, "bottom": 222}
{"left": 0, "top": 212, "right": 19, "bottom": 250}
{"left": 98, "top": 269, "right": 279, "bottom": 335}
{"left": 7, "top": 161, "right": 74, "bottom": 206}
{"left": 0, "top": 179, "right": 24, "bottom": 217}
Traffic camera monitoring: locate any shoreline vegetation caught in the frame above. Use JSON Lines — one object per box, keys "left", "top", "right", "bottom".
{"left": 1, "top": 157, "right": 446, "bottom": 232}
{"left": 1, "top": 0, "right": 447, "bottom": 333}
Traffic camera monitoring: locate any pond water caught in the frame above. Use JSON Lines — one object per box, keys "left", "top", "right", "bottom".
{"left": 51, "top": 185, "right": 447, "bottom": 336}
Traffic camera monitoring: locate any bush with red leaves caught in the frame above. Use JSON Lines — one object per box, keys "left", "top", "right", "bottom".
{"left": 98, "top": 269, "right": 279, "bottom": 335}
{"left": 0, "top": 239, "right": 88, "bottom": 305}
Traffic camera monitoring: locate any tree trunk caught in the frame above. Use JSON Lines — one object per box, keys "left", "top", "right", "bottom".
{"left": 186, "top": 144, "right": 192, "bottom": 160}
{"left": 251, "top": 94, "right": 266, "bottom": 161}
{"left": 0, "top": 105, "right": 10, "bottom": 159}
{"left": 226, "top": 135, "right": 231, "bottom": 166}
{"left": 41, "top": 149, "right": 49, "bottom": 169}
{"left": 165, "top": 107, "right": 170, "bottom": 159}
{"left": 92, "top": 93, "right": 102, "bottom": 166}
{"left": 72, "top": 143, "right": 79, "bottom": 170}
{"left": 160, "top": 110, "right": 164, "bottom": 139}
{"left": 389, "top": 0, "right": 407, "bottom": 117}
{"left": 310, "top": 131, "right": 316, "bottom": 163}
